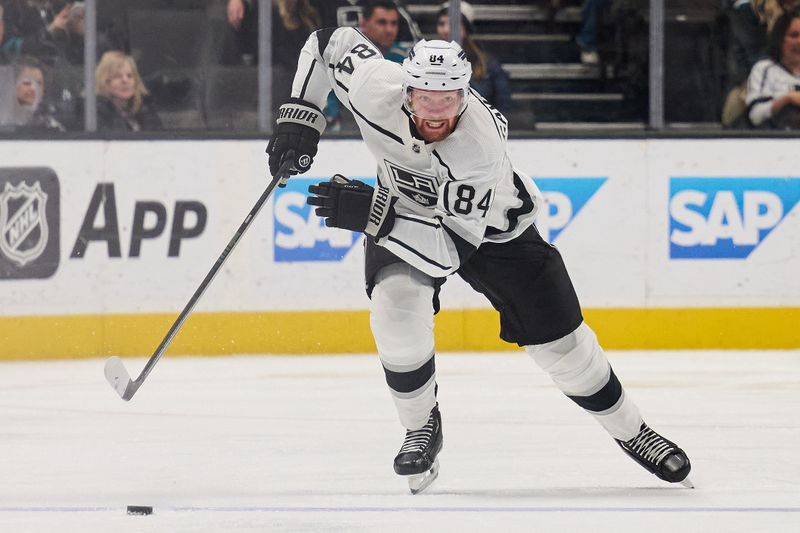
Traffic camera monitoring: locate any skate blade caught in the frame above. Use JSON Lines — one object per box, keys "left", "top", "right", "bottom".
{"left": 680, "top": 477, "right": 695, "bottom": 489}
{"left": 407, "top": 459, "right": 440, "bottom": 495}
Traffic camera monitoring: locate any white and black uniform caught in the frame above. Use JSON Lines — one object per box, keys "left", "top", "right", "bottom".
{"left": 290, "top": 27, "right": 643, "bottom": 440}
{"left": 747, "top": 58, "right": 800, "bottom": 127}
{"left": 294, "top": 27, "right": 542, "bottom": 275}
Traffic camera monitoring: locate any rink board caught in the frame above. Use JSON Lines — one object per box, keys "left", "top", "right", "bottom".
{"left": 0, "top": 139, "right": 798, "bottom": 358}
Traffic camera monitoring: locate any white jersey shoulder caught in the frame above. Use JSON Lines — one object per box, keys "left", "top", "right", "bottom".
{"left": 746, "top": 58, "right": 800, "bottom": 125}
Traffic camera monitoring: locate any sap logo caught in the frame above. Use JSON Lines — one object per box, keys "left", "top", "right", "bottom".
{"left": 669, "top": 178, "right": 800, "bottom": 259}
{"left": 273, "top": 177, "right": 372, "bottom": 262}
{"left": 534, "top": 178, "right": 607, "bottom": 243}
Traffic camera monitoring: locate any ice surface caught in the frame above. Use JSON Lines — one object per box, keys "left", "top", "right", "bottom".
{"left": 1, "top": 351, "right": 798, "bottom": 532}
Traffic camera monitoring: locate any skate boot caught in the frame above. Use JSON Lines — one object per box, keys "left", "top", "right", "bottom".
{"left": 393, "top": 404, "right": 443, "bottom": 494}
{"left": 616, "top": 422, "right": 694, "bottom": 488}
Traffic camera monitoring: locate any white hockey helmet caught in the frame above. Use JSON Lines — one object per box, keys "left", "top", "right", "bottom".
{"left": 402, "top": 39, "right": 472, "bottom": 119}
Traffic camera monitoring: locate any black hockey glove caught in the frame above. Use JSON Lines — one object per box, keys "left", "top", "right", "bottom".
{"left": 307, "top": 175, "right": 397, "bottom": 238}
{"left": 266, "top": 98, "right": 326, "bottom": 179}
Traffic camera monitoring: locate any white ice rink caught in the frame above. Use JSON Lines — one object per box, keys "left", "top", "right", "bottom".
{"left": 1, "top": 350, "right": 798, "bottom": 532}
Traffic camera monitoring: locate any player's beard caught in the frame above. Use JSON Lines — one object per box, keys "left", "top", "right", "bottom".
{"left": 413, "top": 115, "right": 458, "bottom": 142}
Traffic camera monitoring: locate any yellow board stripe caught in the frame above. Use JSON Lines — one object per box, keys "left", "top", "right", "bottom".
{"left": 1, "top": 307, "right": 798, "bottom": 360}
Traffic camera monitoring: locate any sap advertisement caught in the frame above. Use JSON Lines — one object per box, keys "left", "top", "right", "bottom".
{"left": 669, "top": 177, "right": 800, "bottom": 259}
{"left": 272, "top": 177, "right": 608, "bottom": 262}
{"left": 0, "top": 139, "right": 798, "bottom": 316}
{"left": 273, "top": 177, "right": 374, "bottom": 263}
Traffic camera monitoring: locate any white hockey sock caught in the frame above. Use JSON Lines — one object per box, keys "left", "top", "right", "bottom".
{"left": 525, "top": 322, "right": 642, "bottom": 441}
{"left": 370, "top": 264, "right": 437, "bottom": 430}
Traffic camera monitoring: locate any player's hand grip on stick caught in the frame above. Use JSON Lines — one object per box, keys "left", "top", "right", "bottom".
{"left": 266, "top": 98, "right": 325, "bottom": 184}
{"left": 103, "top": 158, "right": 295, "bottom": 401}
{"left": 307, "top": 175, "right": 397, "bottom": 238}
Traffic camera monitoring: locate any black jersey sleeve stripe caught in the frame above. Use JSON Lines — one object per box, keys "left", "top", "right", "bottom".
{"left": 328, "top": 63, "right": 351, "bottom": 93}
{"left": 485, "top": 225, "right": 504, "bottom": 236}
{"left": 387, "top": 236, "right": 452, "bottom": 271}
{"left": 442, "top": 180, "right": 453, "bottom": 215}
{"left": 431, "top": 150, "right": 457, "bottom": 181}
{"left": 507, "top": 172, "right": 535, "bottom": 233}
{"left": 759, "top": 64, "right": 773, "bottom": 93}
{"left": 490, "top": 172, "right": 534, "bottom": 236}
{"left": 395, "top": 214, "right": 440, "bottom": 228}
{"left": 441, "top": 222, "right": 478, "bottom": 264}
{"left": 298, "top": 61, "right": 316, "bottom": 100}
{"left": 431, "top": 150, "right": 457, "bottom": 215}
{"left": 746, "top": 96, "right": 772, "bottom": 112}
{"left": 335, "top": 79, "right": 350, "bottom": 93}
{"left": 350, "top": 103, "right": 404, "bottom": 144}
{"left": 315, "top": 27, "right": 337, "bottom": 58}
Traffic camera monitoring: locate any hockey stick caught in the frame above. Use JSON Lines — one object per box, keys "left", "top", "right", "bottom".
{"left": 104, "top": 158, "right": 295, "bottom": 401}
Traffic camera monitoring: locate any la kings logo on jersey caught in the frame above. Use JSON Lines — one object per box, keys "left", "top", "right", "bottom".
{"left": 385, "top": 161, "right": 438, "bottom": 208}
{"left": 0, "top": 168, "right": 60, "bottom": 279}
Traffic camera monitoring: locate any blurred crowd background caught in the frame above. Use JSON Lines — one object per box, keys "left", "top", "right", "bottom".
{"left": 1, "top": 0, "right": 799, "bottom": 136}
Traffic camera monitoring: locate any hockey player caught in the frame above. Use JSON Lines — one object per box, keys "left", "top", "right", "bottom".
{"left": 266, "top": 28, "right": 692, "bottom": 494}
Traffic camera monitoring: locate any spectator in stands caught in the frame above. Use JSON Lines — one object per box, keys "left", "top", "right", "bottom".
{"left": 746, "top": 9, "right": 800, "bottom": 128}
{"left": 222, "top": 0, "right": 259, "bottom": 66}
{"left": 0, "top": 0, "right": 45, "bottom": 60}
{"left": 359, "top": 1, "right": 406, "bottom": 63}
{"left": 45, "top": 1, "right": 111, "bottom": 65}
{"left": 12, "top": 55, "right": 65, "bottom": 131}
{"left": 222, "top": 0, "right": 258, "bottom": 65}
{"left": 753, "top": 0, "right": 800, "bottom": 32}
{"left": 577, "top": 0, "right": 609, "bottom": 65}
{"left": 726, "top": 1, "right": 767, "bottom": 76}
{"left": 47, "top": 2, "right": 82, "bottom": 63}
{"left": 721, "top": 1, "right": 767, "bottom": 127}
{"left": 0, "top": 4, "right": 7, "bottom": 64}
{"left": 730, "top": 0, "right": 800, "bottom": 66}
{"left": 222, "top": 0, "right": 321, "bottom": 68}
{"left": 722, "top": 0, "right": 800, "bottom": 127}
{"left": 221, "top": 0, "right": 321, "bottom": 111}
{"left": 0, "top": 1, "right": 77, "bottom": 64}
{"left": 313, "top": 0, "right": 351, "bottom": 29}
{"left": 436, "top": 2, "right": 512, "bottom": 114}
{"left": 95, "top": 51, "right": 161, "bottom": 132}
{"left": 323, "top": 1, "right": 407, "bottom": 131}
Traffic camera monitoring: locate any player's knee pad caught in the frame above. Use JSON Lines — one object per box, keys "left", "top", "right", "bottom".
{"left": 524, "top": 322, "right": 609, "bottom": 397}
{"left": 370, "top": 264, "right": 435, "bottom": 367}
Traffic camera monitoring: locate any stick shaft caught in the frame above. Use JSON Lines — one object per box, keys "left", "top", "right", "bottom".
{"left": 132, "top": 165, "right": 290, "bottom": 390}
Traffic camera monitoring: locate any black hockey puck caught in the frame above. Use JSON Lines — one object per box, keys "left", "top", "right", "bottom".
{"left": 126, "top": 505, "right": 153, "bottom": 515}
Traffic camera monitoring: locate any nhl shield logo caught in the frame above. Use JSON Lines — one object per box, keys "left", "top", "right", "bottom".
{"left": 0, "top": 181, "right": 49, "bottom": 267}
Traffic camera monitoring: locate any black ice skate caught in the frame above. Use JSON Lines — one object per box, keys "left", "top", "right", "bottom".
{"left": 616, "top": 422, "right": 694, "bottom": 488}
{"left": 393, "top": 404, "right": 443, "bottom": 494}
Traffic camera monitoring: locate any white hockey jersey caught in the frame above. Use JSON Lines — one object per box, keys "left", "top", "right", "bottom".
{"left": 747, "top": 59, "right": 800, "bottom": 126}
{"left": 290, "top": 27, "right": 543, "bottom": 278}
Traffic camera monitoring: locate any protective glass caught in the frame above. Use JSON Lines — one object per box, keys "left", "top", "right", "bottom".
{"left": 404, "top": 87, "right": 467, "bottom": 120}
